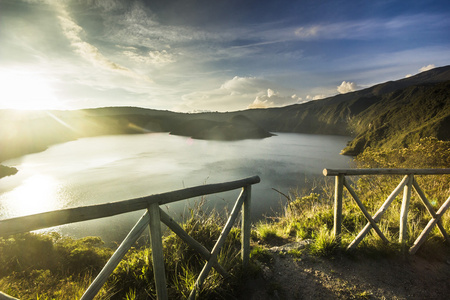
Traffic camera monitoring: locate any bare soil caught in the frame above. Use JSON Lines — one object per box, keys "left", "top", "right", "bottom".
{"left": 238, "top": 241, "right": 450, "bottom": 300}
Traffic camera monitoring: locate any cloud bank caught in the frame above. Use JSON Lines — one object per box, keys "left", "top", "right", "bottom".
{"left": 1, "top": 0, "right": 450, "bottom": 111}
{"left": 57, "top": 6, "right": 152, "bottom": 82}
{"left": 178, "top": 76, "right": 303, "bottom": 112}
{"left": 337, "top": 81, "right": 359, "bottom": 94}
{"left": 248, "top": 89, "right": 302, "bottom": 109}
{"left": 419, "top": 64, "right": 435, "bottom": 72}
{"left": 405, "top": 64, "right": 437, "bottom": 78}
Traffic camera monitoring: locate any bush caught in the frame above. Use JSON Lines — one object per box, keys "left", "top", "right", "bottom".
{"left": 0, "top": 233, "right": 113, "bottom": 299}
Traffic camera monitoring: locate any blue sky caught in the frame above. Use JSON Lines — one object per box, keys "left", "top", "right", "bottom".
{"left": 1, "top": 0, "right": 449, "bottom": 112}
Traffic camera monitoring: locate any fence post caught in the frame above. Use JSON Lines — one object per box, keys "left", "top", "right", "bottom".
{"left": 399, "top": 174, "right": 413, "bottom": 245}
{"left": 81, "top": 212, "right": 151, "bottom": 300}
{"left": 334, "top": 174, "right": 344, "bottom": 245}
{"left": 241, "top": 186, "right": 251, "bottom": 269}
{"left": 148, "top": 203, "right": 168, "bottom": 300}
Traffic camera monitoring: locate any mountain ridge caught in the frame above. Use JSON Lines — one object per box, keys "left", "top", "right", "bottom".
{"left": 1, "top": 65, "right": 449, "bottom": 167}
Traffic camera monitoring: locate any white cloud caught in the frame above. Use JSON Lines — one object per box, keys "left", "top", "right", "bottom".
{"left": 248, "top": 88, "right": 303, "bottom": 109}
{"left": 247, "top": 98, "right": 275, "bottom": 109}
{"left": 294, "top": 26, "right": 321, "bottom": 39}
{"left": 148, "top": 50, "right": 176, "bottom": 65}
{"left": 122, "top": 49, "right": 175, "bottom": 66}
{"left": 337, "top": 81, "right": 359, "bottom": 94}
{"left": 267, "top": 88, "right": 276, "bottom": 97}
{"left": 419, "top": 64, "right": 435, "bottom": 72}
{"left": 220, "top": 76, "right": 269, "bottom": 94}
{"left": 292, "top": 14, "right": 447, "bottom": 42}
{"left": 404, "top": 64, "right": 436, "bottom": 78}
{"left": 306, "top": 94, "right": 326, "bottom": 101}
{"left": 294, "top": 21, "right": 380, "bottom": 40}
{"left": 179, "top": 77, "right": 302, "bottom": 112}
{"left": 56, "top": 5, "right": 152, "bottom": 82}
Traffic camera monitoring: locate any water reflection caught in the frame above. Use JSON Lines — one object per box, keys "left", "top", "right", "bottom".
{"left": 0, "top": 133, "right": 352, "bottom": 242}
{"left": 0, "top": 174, "right": 62, "bottom": 217}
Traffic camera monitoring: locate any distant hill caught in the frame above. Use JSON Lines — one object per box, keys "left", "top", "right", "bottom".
{"left": 1, "top": 65, "right": 449, "bottom": 168}
{"left": 341, "top": 80, "right": 450, "bottom": 154}
{"left": 0, "top": 108, "right": 273, "bottom": 163}
{"left": 237, "top": 65, "right": 450, "bottom": 155}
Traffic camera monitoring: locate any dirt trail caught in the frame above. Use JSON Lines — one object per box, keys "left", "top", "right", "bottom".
{"left": 239, "top": 241, "right": 450, "bottom": 299}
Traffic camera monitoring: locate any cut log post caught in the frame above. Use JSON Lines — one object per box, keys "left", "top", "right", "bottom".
{"left": 188, "top": 188, "right": 247, "bottom": 300}
{"left": 241, "top": 186, "right": 252, "bottom": 269}
{"left": 412, "top": 179, "right": 450, "bottom": 243}
{"left": 0, "top": 292, "right": 19, "bottom": 300}
{"left": 343, "top": 178, "right": 388, "bottom": 243}
{"left": 81, "top": 211, "right": 150, "bottom": 300}
{"left": 148, "top": 203, "right": 168, "bottom": 300}
{"left": 323, "top": 168, "right": 450, "bottom": 176}
{"left": 347, "top": 175, "right": 409, "bottom": 250}
{"left": 333, "top": 175, "right": 344, "bottom": 244}
{"left": 399, "top": 175, "right": 413, "bottom": 245}
{"left": 409, "top": 195, "right": 450, "bottom": 254}
{"left": 159, "top": 209, "right": 229, "bottom": 278}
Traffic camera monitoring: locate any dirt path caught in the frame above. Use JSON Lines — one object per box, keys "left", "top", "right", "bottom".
{"left": 239, "top": 241, "right": 450, "bottom": 299}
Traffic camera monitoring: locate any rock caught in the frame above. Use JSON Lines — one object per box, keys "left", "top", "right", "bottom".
{"left": 269, "top": 239, "right": 314, "bottom": 253}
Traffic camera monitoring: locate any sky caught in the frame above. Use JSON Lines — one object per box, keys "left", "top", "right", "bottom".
{"left": 1, "top": 0, "right": 449, "bottom": 112}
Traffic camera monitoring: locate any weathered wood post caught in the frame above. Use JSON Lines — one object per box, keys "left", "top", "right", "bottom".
{"left": 148, "top": 203, "right": 168, "bottom": 300}
{"left": 409, "top": 195, "right": 450, "bottom": 254}
{"left": 81, "top": 212, "right": 151, "bottom": 300}
{"left": 412, "top": 179, "right": 450, "bottom": 243}
{"left": 347, "top": 175, "right": 409, "bottom": 250}
{"left": 399, "top": 174, "right": 413, "bottom": 246}
{"left": 188, "top": 188, "right": 247, "bottom": 300}
{"left": 334, "top": 174, "right": 344, "bottom": 245}
{"left": 241, "top": 186, "right": 251, "bottom": 269}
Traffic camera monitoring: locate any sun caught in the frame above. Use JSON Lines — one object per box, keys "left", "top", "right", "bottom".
{"left": 0, "top": 69, "right": 63, "bottom": 110}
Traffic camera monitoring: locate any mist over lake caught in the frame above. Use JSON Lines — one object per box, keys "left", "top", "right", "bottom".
{"left": 0, "top": 133, "right": 351, "bottom": 243}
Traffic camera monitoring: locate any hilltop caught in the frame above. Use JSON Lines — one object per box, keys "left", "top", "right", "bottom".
{"left": 234, "top": 65, "right": 450, "bottom": 154}
{"left": 1, "top": 65, "right": 449, "bottom": 168}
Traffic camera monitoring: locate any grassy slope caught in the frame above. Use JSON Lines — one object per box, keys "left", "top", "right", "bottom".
{"left": 239, "top": 66, "right": 450, "bottom": 155}
{"left": 341, "top": 81, "right": 450, "bottom": 155}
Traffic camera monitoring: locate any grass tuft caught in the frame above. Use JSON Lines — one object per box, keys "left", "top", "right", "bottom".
{"left": 309, "top": 225, "right": 338, "bottom": 257}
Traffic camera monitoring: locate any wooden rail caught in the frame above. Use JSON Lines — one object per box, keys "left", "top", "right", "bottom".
{"left": 0, "top": 176, "right": 260, "bottom": 300}
{"left": 323, "top": 168, "right": 450, "bottom": 254}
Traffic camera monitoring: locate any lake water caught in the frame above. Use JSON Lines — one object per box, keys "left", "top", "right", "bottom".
{"left": 0, "top": 132, "right": 352, "bottom": 243}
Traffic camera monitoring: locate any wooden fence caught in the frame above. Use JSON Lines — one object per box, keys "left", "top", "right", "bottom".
{"left": 323, "top": 168, "right": 450, "bottom": 254}
{"left": 0, "top": 175, "right": 260, "bottom": 300}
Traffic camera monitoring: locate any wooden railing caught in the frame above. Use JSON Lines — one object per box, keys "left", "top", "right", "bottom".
{"left": 0, "top": 176, "right": 260, "bottom": 300}
{"left": 323, "top": 168, "right": 450, "bottom": 254}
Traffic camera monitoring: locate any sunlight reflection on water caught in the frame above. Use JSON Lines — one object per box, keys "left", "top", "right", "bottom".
{"left": 0, "top": 174, "right": 63, "bottom": 217}
{"left": 0, "top": 132, "right": 352, "bottom": 242}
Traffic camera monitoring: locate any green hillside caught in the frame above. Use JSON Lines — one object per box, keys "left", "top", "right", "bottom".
{"left": 238, "top": 65, "right": 450, "bottom": 155}
{"left": 1, "top": 65, "right": 449, "bottom": 167}
{"left": 341, "top": 81, "right": 450, "bottom": 155}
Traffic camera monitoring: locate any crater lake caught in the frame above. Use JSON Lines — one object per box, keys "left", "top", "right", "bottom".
{"left": 0, "top": 132, "right": 352, "bottom": 243}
